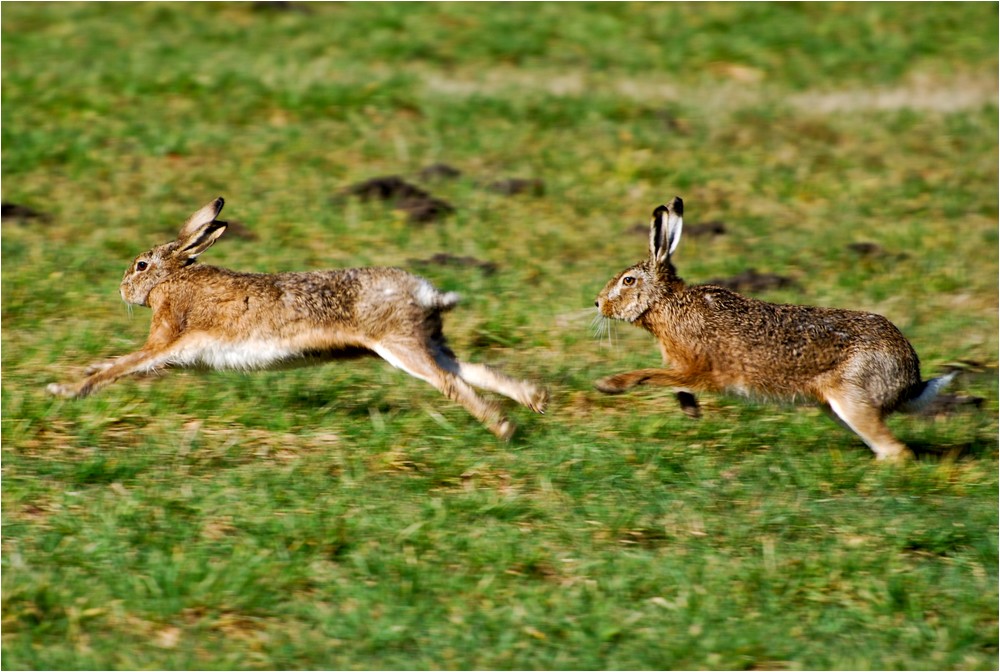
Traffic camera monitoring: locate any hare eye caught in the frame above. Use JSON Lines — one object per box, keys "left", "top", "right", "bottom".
{"left": 136, "top": 261, "right": 149, "bottom": 272}
{"left": 622, "top": 276, "right": 636, "bottom": 286}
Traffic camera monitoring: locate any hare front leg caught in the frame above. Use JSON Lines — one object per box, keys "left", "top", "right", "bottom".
{"left": 82, "top": 357, "right": 118, "bottom": 376}
{"left": 595, "top": 368, "right": 702, "bottom": 418}
{"left": 675, "top": 391, "right": 701, "bottom": 419}
{"left": 44, "top": 356, "right": 125, "bottom": 396}
{"left": 47, "top": 349, "right": 159, "bottom": 398}
{"left": 47, "top": 340, "right": 188, "bottom": 399}
{"left": 596, "top": 368, "right": 674, "bottom": 393}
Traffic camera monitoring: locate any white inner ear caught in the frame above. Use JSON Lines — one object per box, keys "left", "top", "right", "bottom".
{"left": 666, "top": 212, "right": 683, "bottom": 256}
{"left": 178, "top": 199, "right": 224, "bottom": 240}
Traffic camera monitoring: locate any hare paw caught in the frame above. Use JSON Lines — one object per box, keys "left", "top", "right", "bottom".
{"left": 84, "top": 360, "right": 115, "bottom": 376}
{"left": 676, "top": 391, "right": 702, "bottom": 418}
{"left": 492, "top": 418, "right": 516, "bottom": 442}
{"left": 875, "top": 446, "right": 915, "bottom": 463}
{"left": 528, "top": 386, "right": 550, "bottom": 414}
{"left": 595, "top": 375, "right": 629, "bottom": 394}
{"left": 46, "top": 382, "right": 81, "bottom": 398}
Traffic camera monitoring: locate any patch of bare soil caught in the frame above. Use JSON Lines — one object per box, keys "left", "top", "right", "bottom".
{"left": 846, "top": 241, "right": 908, "bottom": 261}
{"left": 631, "top": 220, "right": 727, "bottom": 238}
{"left": 418, "top": 163, "right": 462, "bottom": 181}
{"left": 409, "top": 253, "right": 498, "bottom": 276}
{"left": 220, "top": 220, "right": 259, "bottom": 241}
{"left": 339, "top": 175, "right": 455, "bottom": 224}
{"left": 2, "top": 202, "right": 51, "bottom": 224}
{"left": 705, "top": 268, "right": 797, "bottom": 293}
{"left": 486, "top": 178, "right": 545, "bottom": 196}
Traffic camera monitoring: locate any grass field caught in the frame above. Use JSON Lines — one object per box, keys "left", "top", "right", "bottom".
{"left": 2, "top": 3, "right": 998, "bottom": 669}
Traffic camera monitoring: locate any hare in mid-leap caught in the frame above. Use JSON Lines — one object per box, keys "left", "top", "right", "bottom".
{"left": 46, "top": 197, "right": 548, "bottom": 439}
{"left": 594, "top": 196, "right": 954, "bottom": 461}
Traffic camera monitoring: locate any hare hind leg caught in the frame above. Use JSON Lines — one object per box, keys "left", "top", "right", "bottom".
{"left": 372, "top": 341, "right": 514, "bottom": 440}
{"left": 455, "top": 361, "right": 549, "bottom": 414}
{"left": 825, "top": 394, "right": 913, "bottom": 462}
{"left": 426, "top": 328, "right": 547, "bottom": 413}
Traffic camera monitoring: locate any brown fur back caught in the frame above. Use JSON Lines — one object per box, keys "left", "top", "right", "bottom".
{"left": 640, "top": 280, "right": 922, "bottom": 410}
{"left": 595, "top": 197, "right": 950, "bottom": 461}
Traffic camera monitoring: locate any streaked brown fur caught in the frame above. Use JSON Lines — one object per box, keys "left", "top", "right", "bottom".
{"left": 595, "top": 197, "right": 952, "bottom": 461}
{"left": 47, "top": 198, "right": 548, "bottom": 439}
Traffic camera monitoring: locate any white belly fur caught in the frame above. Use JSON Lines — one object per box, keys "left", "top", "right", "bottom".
{"left": 175, "top": 338, "right": 300, "bottom": 371}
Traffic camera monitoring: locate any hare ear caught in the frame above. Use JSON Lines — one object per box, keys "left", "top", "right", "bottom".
{"left": 649, "top": 196, "right": 683, "bottom": 266}
{"left": 177, "top": 197, "right": 225, "bottom": 240}
{"left": 176, "top": 197, "right": 227, "bottom": 260}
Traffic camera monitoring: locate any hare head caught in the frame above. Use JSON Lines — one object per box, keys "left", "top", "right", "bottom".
{"left": 596, "top": 196, "right": 684, "bottom": 323}
{"left": 119, "top": 197, "right": 228, "bottom": 307}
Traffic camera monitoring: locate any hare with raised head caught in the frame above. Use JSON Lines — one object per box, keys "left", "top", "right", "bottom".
{"left": 594, "top": 197, "right": 954, "bottom": 461}
{"left": 46, "top": 197, "right": 548, "bottom": 439}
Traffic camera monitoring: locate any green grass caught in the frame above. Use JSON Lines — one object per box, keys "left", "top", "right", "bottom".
{"left": 3, "top": 3, "right": 998, "bottom": 669}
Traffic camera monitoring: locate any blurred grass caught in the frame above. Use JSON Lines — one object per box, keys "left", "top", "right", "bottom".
{"left": 2, "top": 3, "right": 998, "bottom": 669}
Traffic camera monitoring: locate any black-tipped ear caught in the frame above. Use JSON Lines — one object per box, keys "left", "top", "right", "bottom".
{"left": 177, "top": 220, "right": 228, "bottom": 262}
{"left": 175, "top": 198, "right": 228, "bottom": 261}
{"left": 177, "top": 197, "right": 225, "bottom": 241}
{"left": 650, "top": 205, "right": 669, "bottom": 265}
{"left": 667, "top": 196, "right": 683, "bottom": 217}
{"left": 650, "top": 197, "right": 684, "bottom": 266}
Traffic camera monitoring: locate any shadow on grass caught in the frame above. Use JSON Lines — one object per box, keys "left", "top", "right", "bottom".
{"left": 286, "top": 388, "right": 397, "bottom": 418}
{"left": 909, "top": 437, "right": 998, "bottom": 462}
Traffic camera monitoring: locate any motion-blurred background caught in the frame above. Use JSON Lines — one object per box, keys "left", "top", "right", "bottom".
{"left": 3, "top": 3, "right": 997, "bottom": 669}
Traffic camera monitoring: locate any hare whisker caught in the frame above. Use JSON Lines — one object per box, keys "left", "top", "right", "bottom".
{"left": 591, "top": 312, "right": 618, "bottom": 350}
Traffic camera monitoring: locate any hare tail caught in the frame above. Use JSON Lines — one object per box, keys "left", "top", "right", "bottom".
{"left": 415, "top": 280, "right": 460, "bottom": 312}
{"left": 435, "top": 291, "right": 461, "bottom": 311}
{"left": 899, "top": 371, "right": 957, "bottom": 414}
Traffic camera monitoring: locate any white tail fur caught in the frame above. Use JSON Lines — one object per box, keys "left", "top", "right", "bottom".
{"left": 899, "top": 371, "right": 958, "bottom": 414}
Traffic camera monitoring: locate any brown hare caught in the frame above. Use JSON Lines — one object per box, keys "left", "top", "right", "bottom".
{"left": 46, "top": 197, "right": 548, "bottom": 439}
{"left": 594, "top": 196, "right": 955, "bottom": 461}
